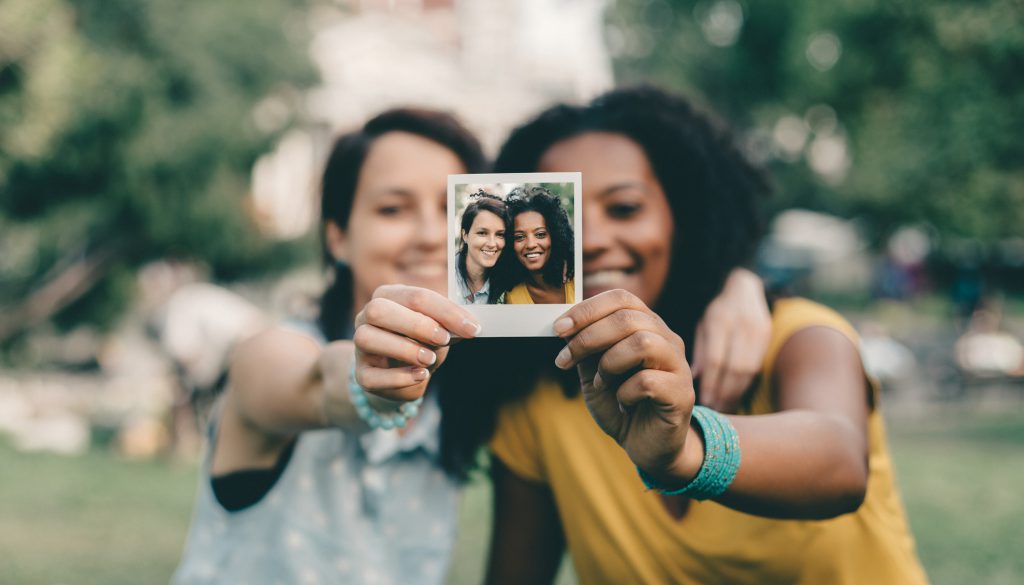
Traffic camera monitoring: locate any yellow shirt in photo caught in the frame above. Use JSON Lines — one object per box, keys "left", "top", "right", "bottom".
{"left": 504, "top": 279, "right": 575, "bottom": 304}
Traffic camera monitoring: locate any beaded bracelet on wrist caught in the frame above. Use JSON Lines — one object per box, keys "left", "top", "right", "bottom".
{"left": 637, "top": 405, "right": 741, "bottom": 500}
{"left": 347, "top": 368, "right": 423, "bottom": 430}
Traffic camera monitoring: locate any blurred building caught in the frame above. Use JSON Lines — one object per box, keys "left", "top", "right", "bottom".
{"left": 251, "top": 0, "right": 613, "bottom": 238}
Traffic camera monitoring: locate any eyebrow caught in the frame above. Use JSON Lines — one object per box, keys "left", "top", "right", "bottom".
{"left": 598, "top": 182, "right": 649, "bottom": 198}
{"left": 369, "top": 187, "right": 416, "bottom": 199}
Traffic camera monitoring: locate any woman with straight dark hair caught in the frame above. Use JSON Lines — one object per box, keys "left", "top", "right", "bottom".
{"left": 173, "top": 108, "right": 487, "bottom": 585}
{"left": 455, "top": 191, "right": 509, "bottom": 304}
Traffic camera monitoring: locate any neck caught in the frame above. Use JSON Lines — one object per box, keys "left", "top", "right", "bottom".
{"left": 466, "top": 261, "right": 487, "bottom": 292}
{"left": 527, "top": 270, "right": 550, "bottom": 289}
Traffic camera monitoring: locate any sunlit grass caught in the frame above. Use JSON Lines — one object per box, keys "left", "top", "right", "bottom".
{"left": 2, "top": 409, "right": 1022, "bottom": 584}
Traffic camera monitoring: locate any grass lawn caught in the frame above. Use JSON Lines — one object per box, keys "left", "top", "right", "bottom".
{"left": 2, "top": 408, "right": 1022, "bottom": 584}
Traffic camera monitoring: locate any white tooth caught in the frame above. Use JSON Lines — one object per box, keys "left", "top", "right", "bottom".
{"left": 585, "top": 270, "right": 629, "bottom": 287}
{"left": 407, "top": 265, "right": 445, "bottom": 277}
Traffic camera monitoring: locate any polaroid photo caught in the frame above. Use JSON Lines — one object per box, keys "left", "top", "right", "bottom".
{"left": 447, "top": 172, "right": 583, "bottom": 337}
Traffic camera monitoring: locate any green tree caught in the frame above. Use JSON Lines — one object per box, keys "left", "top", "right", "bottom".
{"left": 0, "top": 0, "right": 316, "bottom": 344}
{"left": 608, "top": 0, "right": 1024, "bottom": 246}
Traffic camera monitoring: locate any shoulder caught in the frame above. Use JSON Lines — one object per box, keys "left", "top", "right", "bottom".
{"left": 506, "top": 283, "right": 530, "bottom": 304}
{"left": 768, "top": 298, "right": 859, "bottom": 353}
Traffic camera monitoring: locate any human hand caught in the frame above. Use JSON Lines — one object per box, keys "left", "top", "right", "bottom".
{"left": 553, "top": 289, "right": 697, "bottom": 480}
{"left": 353, "top": 285, "right": 481, "bottom": 402}
{"left": 692, "top": 268, "right": 770, "bottom": 413}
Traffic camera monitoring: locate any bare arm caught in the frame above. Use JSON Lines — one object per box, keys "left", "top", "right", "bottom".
{"left": 555, "top": 290, "right": 870, "bottom": 520}
{"left": 211, "top": 326, "right": 364, "bottom": 475}
{"left": 485, "top": 458, "right": 566, "bottom": 585}
{"left": 712, "top": 326, "right": 869, "bottom": 518}
{"left": 213, "top": 285, "right": 480, "bottom": 475}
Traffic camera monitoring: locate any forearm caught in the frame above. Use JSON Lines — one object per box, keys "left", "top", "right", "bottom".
{"left": 667, "top": 410, "right": 868, "bottom": 519}
{"left": 229, "top": 331, "right": 377, "bottom": 437}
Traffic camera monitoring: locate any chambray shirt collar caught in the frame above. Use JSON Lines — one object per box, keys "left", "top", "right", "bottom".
{"left": 456, "top": 275, "right": 491, "bottom": 305}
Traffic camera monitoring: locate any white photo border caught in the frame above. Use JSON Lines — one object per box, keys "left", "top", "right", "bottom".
{"left": 447, "top": 172, "right": 583, "bottom": 337}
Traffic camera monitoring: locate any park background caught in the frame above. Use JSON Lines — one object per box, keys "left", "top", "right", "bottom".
{"left": 1, "top": 0, "right": 1022, "bottom": 583}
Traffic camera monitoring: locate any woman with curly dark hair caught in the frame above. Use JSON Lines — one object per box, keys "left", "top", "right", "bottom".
{"left": 476, "top": 86, "right": 928, "bottom": 584}
{"left": 502, "top": 186, "right": 576, "bottom": 304}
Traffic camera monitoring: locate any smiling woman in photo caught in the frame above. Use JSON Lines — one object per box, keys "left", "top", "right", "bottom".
{"left": 502, "top": 186, "right": 575, "bottom": 305}
{"left": 455, "top": 192, "right": 509, "bottom": 304}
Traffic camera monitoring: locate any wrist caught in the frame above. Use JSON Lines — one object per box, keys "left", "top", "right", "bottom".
{"left": 640, "top": 420, "right": 704, "bottom": 491}
{"left": 636, "top": 406, "right": 741, "bottom": 500}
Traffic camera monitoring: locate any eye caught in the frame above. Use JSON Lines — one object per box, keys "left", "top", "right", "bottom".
{"left": 496, "top": 232, "right": 505, "bottom": 239}
{"left": 607, "top": 202, "right": 641, "bottom": 219}
{"left": 514, "top": 233, "right": 525, "bottom": 242}
{"left": 378, "top": 206, "right": 403, "bottom": 216}
{"left": 536, "top": 231, "right": 548, "bottom": 239}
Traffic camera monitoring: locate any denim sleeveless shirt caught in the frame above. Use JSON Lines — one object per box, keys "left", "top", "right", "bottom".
{"left": 172, "top": 322, "right": 460, "bottom": 585}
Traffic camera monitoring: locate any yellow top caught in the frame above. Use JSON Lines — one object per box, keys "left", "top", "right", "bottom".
{"left": 490, "top": 298, "right": 929, "bottom": 585}
{"left": 504, "top": 279, "right": 576, "bottom": 304}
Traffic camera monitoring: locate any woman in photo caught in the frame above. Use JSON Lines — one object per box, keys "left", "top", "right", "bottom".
{"left": 502, "top": 186, "right": 575, "bottom": 305}
{"left": 455, "top": 192, "right": 509, "bottom": 304}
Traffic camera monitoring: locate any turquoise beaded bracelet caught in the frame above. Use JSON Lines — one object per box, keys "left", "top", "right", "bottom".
{"left": 637, "top": 406, "right": 741, "bottom": 500}
{"left": 347, "top": 368, "right": 423, "bottom": 430}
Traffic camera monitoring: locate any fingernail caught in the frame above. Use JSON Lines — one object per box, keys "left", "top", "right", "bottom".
{"left": 463, "top": 319, "right": 482, "bottom": 337}
{"left": 554, "top": 346, "right": 572, "bottom": 369}
{"left": 411, "top": 367, "right": 430, "bottom": 381}
{"left": 433, "top": 327, "right": 451, "bottom": 346}
{"left": 418, "top": 348, "right": 437, "bottom": 366}
{"left": 553, "top": 317, "right": 573, "bottom": 336}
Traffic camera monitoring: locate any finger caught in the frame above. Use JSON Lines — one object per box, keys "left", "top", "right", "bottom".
{"left": 710, "top": 370, "right": 749, "bottom": 413}
{"left": 365, "top": 285, "right": 481, "bottom": 339}
{"left": 696, "top": 328, "right": 729, "bottom": 407}
{"left": 553, "top": 289, "right": 653, "bottom": 337}
{"left": 597, "top": 331, "right": 685, "bottom": 381}
{"left": 357, "top": 298, "right": 452, "bottom": 347}
{"left": 353, "top": 324, "right": 439, "bottom": 368}
{"left": 354, "top": 365, "right": 430, "bottom": 402}
{"left": 691, "top": 321, "right": 708, "bottom": 378}
{"left": 615, "top": 369, "right": 693, "bottom": 412}
{"left": 555, "top": 309, "right": 674, "bottom": 369}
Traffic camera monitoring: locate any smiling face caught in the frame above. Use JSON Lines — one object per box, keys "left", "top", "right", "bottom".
{"left": 513, "top": 211, "right": 552, "bottom": 273}
{"left": 326, "top": 131, "right": 464, "bottom": 310}
{"left": 463, "top": 210, "right": 506, "bottom": 272}
{"left": 538, "top": 131, "right": 674, "bottom": 307}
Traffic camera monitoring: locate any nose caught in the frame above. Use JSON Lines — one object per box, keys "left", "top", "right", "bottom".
{"left": 415, "top": 204, "right": 446, "bottom": 251}
{"left": 582, "top": 203, "right": 610, "bottom": 261}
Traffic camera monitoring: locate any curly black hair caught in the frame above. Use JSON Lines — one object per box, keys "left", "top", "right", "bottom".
{"left": 438, "top": 85, "right": 769, "bottom": 478}
{"left": 494, "top": 85, "right": 768, "bottom": 343}
{"left": 456, "top": 190, "right": 510, "bottom": 303}
{"left": 504, "top": 185, "right": 575, "bottom": 289}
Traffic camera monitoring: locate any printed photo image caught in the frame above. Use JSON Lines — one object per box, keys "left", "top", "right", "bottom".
{"left": 448, "top": 172, "right": 582, "bottom": 336}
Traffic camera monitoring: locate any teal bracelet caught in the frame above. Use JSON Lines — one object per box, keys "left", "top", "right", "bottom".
{"left": 348, "top": 369, "right": 423, "bottom": 430}
{"left": 636, "top": 406, "right": 741, "bottom": 500}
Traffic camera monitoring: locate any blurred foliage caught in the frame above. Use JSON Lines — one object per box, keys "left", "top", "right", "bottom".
{"left": 0, "top": 0, "right": 316, "bottom": 336}
{"left": 608, "top": 0, "right": 1024, "bottom": 246}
